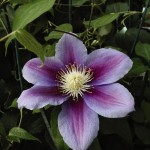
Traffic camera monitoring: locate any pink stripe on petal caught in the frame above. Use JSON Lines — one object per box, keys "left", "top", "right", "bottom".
{"left": 85, "top": 48, "right": 133, "bottom": 85}
{"left": 23, "top": 57, "right": 64, "bottom": 86}
{"left": 17, "top": 85, "right": 68, "bottom": 110}
{"left": 55, "top": 33, "right": 88, "bottom": 65}
{"left": 83, "top": 83, "right": 134, "bottom": 118}
{"left": 58, "top": 99, "right": 99, "bottom": 150}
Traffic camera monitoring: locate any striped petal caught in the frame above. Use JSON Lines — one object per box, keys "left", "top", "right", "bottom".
{"left": 17, "top": 85, "right": 68, "bottom": 110}
{"left": 84, "top": 83, "right": 134, "bottom": 118}
{"left": 58, "top": 99, "right": 99, "bottom": 150}
{"left": 85, "top": 48, "right": 133, "bottom": 85}
{"left": 55, "top": 33, "right": 88, "bottom": 65}
{"left": 22, "top": 57, "right": 63, "bottom": 86}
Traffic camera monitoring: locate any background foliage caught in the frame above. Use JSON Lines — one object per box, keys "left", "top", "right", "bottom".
{"left": 0, "top": 0, "right": 150, "bottom": 150}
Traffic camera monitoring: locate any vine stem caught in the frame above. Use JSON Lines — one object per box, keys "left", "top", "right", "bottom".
{"left": 2, "top": 5, "right": 24, "bottom": 127}
{"left": 129, "top": 0, "right": 150, "bottom": 56}
{"left": 40, "top": 108, "right": 58, "bottom": 150}
{"left": 68, "top": 0, "right": 72, "bottom": 24}
{"left": 0, "top": 31, "right": 15, "bottom": 42}
{"left": 88, "top": 1, "right": 95, "bottom": 28}
{"left": 14, "top": 40, "right": 23, "bottom": 91}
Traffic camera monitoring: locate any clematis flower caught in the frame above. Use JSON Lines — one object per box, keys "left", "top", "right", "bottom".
{"left": 17, "top": 33, "right": 134, "bottom": 150}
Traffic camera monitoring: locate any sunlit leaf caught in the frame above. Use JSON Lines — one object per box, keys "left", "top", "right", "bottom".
{"left": 13, "top": 0, "right": 55, "bottom": 30}
{"left": 99, "top": 23, "right": 112, "bottom": 36}
{"left": 84, "top": 13, "right": 120, "bottom": 30}
{"left": 8, "top": 127, "right": 41, "bottom": 142}
{"left": 15, "top": 29, "right": 44, "bottom": 62}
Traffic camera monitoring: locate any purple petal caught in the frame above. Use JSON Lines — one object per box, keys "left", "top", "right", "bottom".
{"left": 17, "top": 86, "right": 68, "bottom": 110}
{"left": 55, "top": 33, "right": 88, "bottom": 65}
{"left": 85, "top": 48, "right": 133, "bottom": 85}
{"left": 83, "top": 83, "right": 134, "bottom": 118}
{"left": 23, "top": 57, "right": 64, "bottom": 86}
{"left": 58, "top": 99, "right": 99, "bottom": 150}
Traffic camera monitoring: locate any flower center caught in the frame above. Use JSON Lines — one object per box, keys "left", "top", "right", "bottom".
{"left": 56, "top": 64, "right": 93, "bottom": 100}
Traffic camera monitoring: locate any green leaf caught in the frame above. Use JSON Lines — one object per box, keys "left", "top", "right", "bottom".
{"left": 99, "top": 23, "right": 112, "bottom": 36}
{"left": 50, "top": 107, "right": 69, "bottom": 150}
{"left": 100, "top": 117, "right": 132, "bottom": 143}
{"left": 72, "top": 0, "right": 88, "bottom": 6}
{"left": 7, "top": 135, "right": 21, "bottom": 143}
{"left": 125, "top": 28, "right": 150, "bottom": 44}
{"left": 141, "top": 101, "right": 150, "bottom": 123}
{"left": 13, "top": 0, "right": 55, "bottom": 30}
{"left": 135, "top": 42, "right": 150, "bottom": 62}
{"left": 88, "top": 138, "right": 101, "bottom": 150}
{"left": 43, "top": 44, "right": 55, "bottom": 56}
{"left": 10, "top": 0, "right": 33, "bottom": 4}
{"left": 131, "top": 107, "right": 145, "bottom": 123}
{"left": 128, "top": 58, "right": 148, "bottom": 75}
{"left": 0, "top": 121, "right": 6, "bottom": 136}
{"left": 134, "top": 124, "right": 150, "bottom": 144}
{"left": 106, "top": 2, "right": 129, "bottom": 13}
{"left": 5, "top": 34, "right": 15, "bottom": 55}
{"left": 84, "top": 13, "right": 120, "bottom": 30}
{"left": 8, "top": 127, "right": 40, "bottom": 142}
{"left": 45, "top": 23, "right": 73, "bottom": 41}
{"left": 9, "top": 98, "right": 18, "bottom": 108}
{"left": 15, "top": 29, "right": 44, "bottom": 62}
{"left": 1, "top": 112, "right": 19, "bottom": 133}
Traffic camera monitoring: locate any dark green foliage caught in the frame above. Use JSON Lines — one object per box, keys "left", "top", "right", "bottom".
{"left": 0, "top": 0, "right": 150, "bottom": 150}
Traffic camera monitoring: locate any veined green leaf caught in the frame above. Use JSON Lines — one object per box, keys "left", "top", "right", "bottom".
{"left": 15, "top": 29, "right": 44, "bottom": 62}
{"left": 13, "top": 0, "right": 55, "bottom": 30}
{"left": 84, "top": 13, "right": 120, "bottom": 30}
{"left": 8, "top": 127, "right": 40, "bottom": 142}
{"left": 135, "top": 42, "right": 150, "bottom": 62}
{"left": 128, "top": 58, "right": 148, "bottom": 75}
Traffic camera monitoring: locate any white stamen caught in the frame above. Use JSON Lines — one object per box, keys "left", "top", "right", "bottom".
{"left": 57, "top": 64, "right": 93, "bottom": 100}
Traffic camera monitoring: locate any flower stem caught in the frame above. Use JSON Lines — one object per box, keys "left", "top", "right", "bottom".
{"left": 40, "top": 108, "right": 58, "bottom": 150}
{"left": 14, "top": 40, "right": 24, "bottom": 92}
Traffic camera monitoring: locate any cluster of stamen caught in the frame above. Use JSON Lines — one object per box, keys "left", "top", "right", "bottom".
{"left": 56, "top": 64, "right": 93, "bottom": 100}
